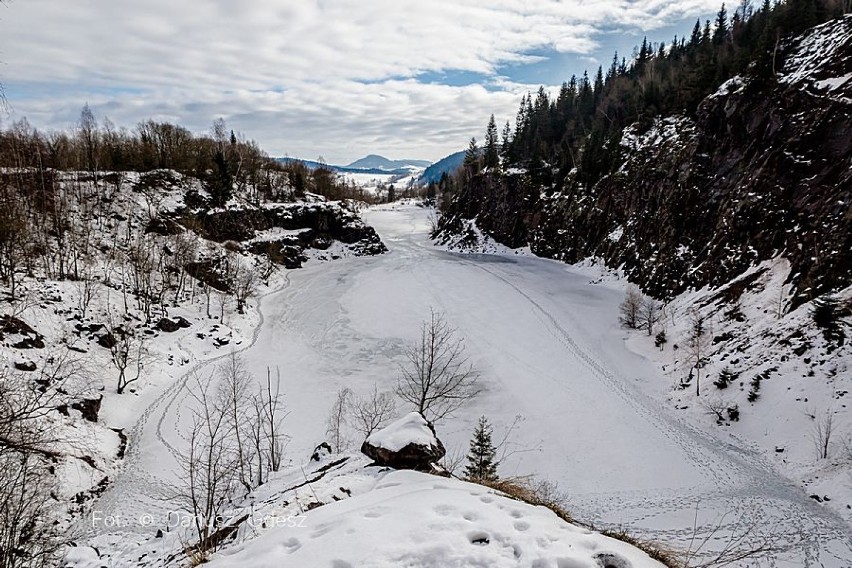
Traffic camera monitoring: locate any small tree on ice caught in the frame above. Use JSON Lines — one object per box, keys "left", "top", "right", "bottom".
{"left": 464, "top": 416, "right": 498, "bottom": 482}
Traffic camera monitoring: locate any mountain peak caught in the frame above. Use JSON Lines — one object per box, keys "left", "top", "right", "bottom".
{"left": 346, "top": 155, "right": 431, "bottom": 171}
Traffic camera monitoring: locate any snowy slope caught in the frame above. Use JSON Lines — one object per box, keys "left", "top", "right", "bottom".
{"left": 208, "top": 469, "right": 667, "bottom": 568}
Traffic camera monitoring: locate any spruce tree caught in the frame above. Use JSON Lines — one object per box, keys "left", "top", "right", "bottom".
{"left": 463, "top": 137, "right": 481, "bottom": 178}
{"left": 483, "top": 115, "right": 500, "bottom": 171}
{"left": 464, "top": 416, "right": 499, "bottom": 481}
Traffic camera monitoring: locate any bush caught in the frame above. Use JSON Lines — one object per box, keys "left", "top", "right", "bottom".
{"left": 714, "top": 367, "right": 738, "bottom": 390}
{"left": 727, "top": 405, "right": 740, "bottom": 421}
{"left": 654, "top": 330, "right": 668, "bottom": 350}
{"left": 811, "top": 296, "right": 846, "bottom": 345}
{"left": 747, "top": 376, "right": 762, "bottom": 402}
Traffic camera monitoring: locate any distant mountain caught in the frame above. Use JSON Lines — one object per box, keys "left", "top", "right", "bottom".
{"left": 276, "top": 157, "right": 329, "bottom": 170}
{"left": 276, "top": 156, "right": 428, "bottom": 177}
{"left": 346, "top": 154, "right": 431, "bottom": 171}
{"left": 418, "top": 150, "right": 465, "bottom": 184}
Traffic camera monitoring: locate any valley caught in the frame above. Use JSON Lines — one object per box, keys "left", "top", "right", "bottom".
{"left": 81, "top": 204, "right": 852, "bottom": 567}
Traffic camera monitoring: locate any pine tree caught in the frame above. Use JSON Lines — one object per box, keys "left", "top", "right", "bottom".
{"left": 464, "top": 416, "right": 498, "bottom": 481}
{"left": 713, "top": 3, "right": 729, "bottom": 44}
{"left": 463, "top": 137, "right": 480, "bottom": 178}
{"left": 500, "top": 121, "right": 512, "bottom": 163}
{"left": 483, "top": 114, "right": 500, "bottom": 171}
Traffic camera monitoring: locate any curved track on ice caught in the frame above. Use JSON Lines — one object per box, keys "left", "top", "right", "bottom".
{"left": 87, "top": 205, "right": 852, "bottom": 567}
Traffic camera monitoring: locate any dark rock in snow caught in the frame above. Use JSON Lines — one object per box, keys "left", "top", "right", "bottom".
{"left": 98, "top": 333, "right": 117, "bottom": 349}
{"left": 311, "top": 442, "right": 333, "bottom": 462}
{"left": 71, "top": 396, "right": 102, "bottom": 423}
{"left": 145, "top": 217, "right": 184, "bottom": 236}
{"left": 180, "top": 201, "right": 387, "bottom": 270}
{"left": 155, "top": 318, "right": 181, "bottom": 333}
{"left": 14, "top": 361, "right": 37, "bottom": 372}
{"left": 2, "top": 315, "right": 46, "bottom": 349}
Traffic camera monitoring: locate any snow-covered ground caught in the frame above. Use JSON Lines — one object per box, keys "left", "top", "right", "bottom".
{"left": 77, "top": 203, "right": 851, "bottom": 566}
{"left": 339, "top": 169, "right": 424, "bottom": 196}
{"left": 208, "top": 468, "right": 668, "bottom": 568}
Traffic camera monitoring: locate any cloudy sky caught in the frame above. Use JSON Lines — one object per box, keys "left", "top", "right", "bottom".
{"left": 0, "top": 0, "right": 720, "bottom": 164}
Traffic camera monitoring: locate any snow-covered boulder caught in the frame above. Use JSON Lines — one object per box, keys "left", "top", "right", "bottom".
{"left": 361, "top": 411, "right": 445, "bottom": 471}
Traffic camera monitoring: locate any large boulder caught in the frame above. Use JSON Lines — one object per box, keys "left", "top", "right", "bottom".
{"left": 361, "top": 412, "right": 445, "bottom": 472}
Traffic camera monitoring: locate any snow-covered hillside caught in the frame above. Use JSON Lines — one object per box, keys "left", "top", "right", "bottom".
{"left": 0, "top": 169, "right": 386, "bottom": 539}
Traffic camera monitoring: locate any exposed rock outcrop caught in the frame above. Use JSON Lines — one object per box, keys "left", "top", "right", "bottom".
{"left": 173, "top": 201, "right": 387, "bottom": 267}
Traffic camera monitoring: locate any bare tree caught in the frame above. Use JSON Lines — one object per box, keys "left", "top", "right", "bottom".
{"left": 247, "top": 367, "right": 288, "bottom": 485}
{"left": 126, "top": 235, "right": 158, "bottom": 323}
{"left": 701, "top": 397, "right": 732, "bottom": 425}
{"left": 0, "top": 354, "right": 90, "bottom": 568}
{"left": 811, "top": 410, "right": 834, "bottom": 460}
{"left": 685, "top": 309, "right": 711, "bottom": 396}
{"left": 679, "top": 503, "right": 798, "bottom": 567}
{"left": 106, "top": 316, "right": 149, "bottom": 395}
{"left": 325, "top": 387, "right": 352, "bottom": 452}
{"left": 177, "top": 373, "right": 239, "bottom": 559}
{"left": 219, "top": 353, "right": 253, "bottom": 493}
{"left": 0, "top": 200, "right": 28, "bottom": 301}
{"left": 351, "top": 385, "right": 397, "bottom": 438}
{"left": 395, "top": 309, "right": 481, "bottom": 421}
{"left": 619, "top": 286, "right": 643, "bottom": 329}
{"left": 167, "top": 231, "right": 197, "bottom": 305}
{"left": 639, "top": 296, "right": 660, "bottom": 336}
{"left": 232, "top": 258, "right": 257, "bottom": 315}
{"left": 439, "top": 444, "right": 467, "bottom": 476}
{"left": 0, "top": 453, "right": 62, "bottom": 568}
{"left": 74, "top": 259, "right": 100, "bottom": 319}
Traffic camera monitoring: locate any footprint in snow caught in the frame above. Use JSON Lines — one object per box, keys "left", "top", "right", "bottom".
{"left": 513, "top": 520, "right": 530, "bottom": 532}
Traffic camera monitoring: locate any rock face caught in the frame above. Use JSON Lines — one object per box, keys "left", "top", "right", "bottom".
{"left": 174, "top": 201, "right": 387, "bottom": 266}
{"left": 436, "top": 17, "right": 852, "bottom": 307}
{"left": 361, "top": 412, "right": 446, "bottom": 472}
{"left": 1, "top": 315, "right": 46, "bottom": 349}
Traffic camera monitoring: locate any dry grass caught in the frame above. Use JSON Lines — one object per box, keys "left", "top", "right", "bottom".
{"left": 474, "top": 476, "right": 574, "bottom": 524}
{"left": 469, "top": 475, "right": 680, "bottom": 567}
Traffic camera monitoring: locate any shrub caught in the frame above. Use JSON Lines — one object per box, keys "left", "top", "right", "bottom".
{"left": 727, "top": 405, "right": 740, "bottom": 421}
{"left": 714, "top": 367, "right": 738, "bottom": 390}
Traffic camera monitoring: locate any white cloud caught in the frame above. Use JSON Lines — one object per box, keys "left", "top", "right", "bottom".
{"left": 0, "top": 0, "right": 721, "bottom": 163}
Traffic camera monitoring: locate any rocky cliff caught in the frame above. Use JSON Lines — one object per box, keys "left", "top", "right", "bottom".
{"left": 436, "top": 16, "right": 852, "bottom": 306}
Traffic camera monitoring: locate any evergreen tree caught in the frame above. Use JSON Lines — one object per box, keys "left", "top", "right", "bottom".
{"left": 713, "top": 3, "right": 730, "bottom": 44}
{"left": 500, "top": 120, "right": 512, "bottom": 163}
{"left": 210, "top": 149, "right": 233, "bottom": 207}
{"left": 463, "top": 137, "right": 481, "bottom": 178}
{"left": 483, "top": 114, "right": 500, "bottom": 171}
{"left": 464, "top": 416, "right": 499, "bottom": 481}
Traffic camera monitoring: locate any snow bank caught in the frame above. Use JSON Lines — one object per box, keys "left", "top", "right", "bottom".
{"left": 209, "top": 470, "right": 667, "bottom": 568}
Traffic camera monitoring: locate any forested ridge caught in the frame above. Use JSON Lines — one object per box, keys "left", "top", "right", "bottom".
{"left": 452, "top": 0, "right": 850, "bottom": 189}
{"left": 435, "top": 0, "right": 852, "bottom": 305}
